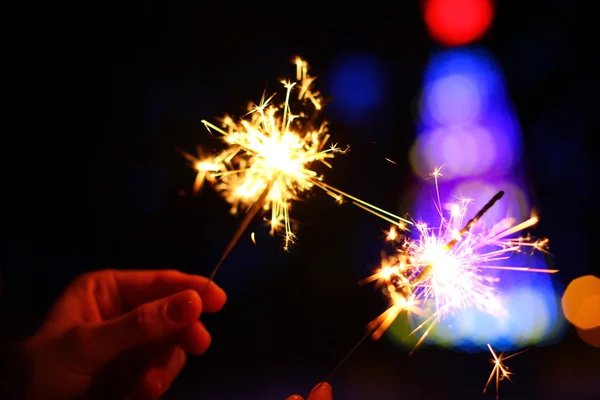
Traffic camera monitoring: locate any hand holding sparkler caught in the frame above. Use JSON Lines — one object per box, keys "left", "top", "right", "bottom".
{"left": 9, "top": 269, "right": 227, "bottom": 400}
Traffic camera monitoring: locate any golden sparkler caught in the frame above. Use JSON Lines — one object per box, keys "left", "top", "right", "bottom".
{"left": 183, "top": 57, "right": 411, "bottom": 286}
{"left": 483, "top": 344, "right": 528, "bottom": 400}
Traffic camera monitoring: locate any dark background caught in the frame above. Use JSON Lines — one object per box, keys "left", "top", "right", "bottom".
{"left": 2, "top": 1, "right": 599, "bottom": 399}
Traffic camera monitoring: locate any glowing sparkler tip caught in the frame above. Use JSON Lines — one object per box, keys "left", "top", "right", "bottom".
{"left": 362, "top": 171, "right": 555, "bottom": 357}
{"left": 187, "top": 57, "right": 344, "bottom": 245}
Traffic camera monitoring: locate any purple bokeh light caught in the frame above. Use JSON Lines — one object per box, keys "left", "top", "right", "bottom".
{"left": 411, "top": 46, "right": 523, "bottom": 181}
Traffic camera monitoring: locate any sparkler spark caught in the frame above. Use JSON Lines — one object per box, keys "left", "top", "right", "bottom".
{"left": 183, "top": 58, "right": 412, "bottom": 287}
{"left": 185, "top": 58, "right": 411, "bottom": 250}
{"left": 483, "top": 344, "right": 527, "bottom": 400}
{"left": 316, "top": 171, "right": 557, "bottom": 390}
{"left": 185, "top": 57, "right": 341, "bottom": 251}
{"left": 363, "top": 170, "right": 557, "bottom": 352}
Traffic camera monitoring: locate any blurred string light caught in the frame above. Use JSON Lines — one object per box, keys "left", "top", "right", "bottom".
{"left": 397, "top": 16, "right": 567, "bottom": 351}
{"left": 423, "top": 0, "right": 494, "bottom": 47}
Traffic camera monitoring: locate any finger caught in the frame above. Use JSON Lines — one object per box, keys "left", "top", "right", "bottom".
{"left": 308, "top": 382, "right": 332, "bottom": 400}
{"left": 285, "top": 395, "right": 304, "bottom": 400}
{"left": 126, "top": 345, "right": 186, "bottom": 400}
{"left": 177, "top": 321, "right": 212, "bottom": 355}
{"left": 110, "top": 269, "right": 227, "bottom": 312}
{"left": 82, "top": 289, "right": 202, "bottom": 364}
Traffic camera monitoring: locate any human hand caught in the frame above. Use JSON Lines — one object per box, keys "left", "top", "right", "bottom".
{"left": 286, "top": 382, "right": 332, "bottom": 400}
{"left": 21, "top": 269, "right": 226, "bottom": 400}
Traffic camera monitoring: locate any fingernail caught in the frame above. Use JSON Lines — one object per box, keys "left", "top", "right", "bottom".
{"left": 288, "top": 395, "right": 302, "bottom": 400}
{"left": 314, "top": 382, "right": 331, "bottom": 396}
{"left": 167, "top": 292, "right": 197, "bottom": 323}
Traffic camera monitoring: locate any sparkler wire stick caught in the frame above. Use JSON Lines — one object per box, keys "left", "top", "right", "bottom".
{"left": 310, "top": 326, "right": 377, "bottom": 396}
{"left": 201, "top": 181, "right": 273, "bottom": 296}
{"left": 312, "top": 190, "right": 507, "bottom": 391}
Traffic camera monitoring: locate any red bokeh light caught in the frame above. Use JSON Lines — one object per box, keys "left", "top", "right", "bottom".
{"left": 423, "top": 0, "right": 494, "bottom": 47}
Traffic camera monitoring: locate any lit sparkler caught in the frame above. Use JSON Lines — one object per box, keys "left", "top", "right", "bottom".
{"left": 364, "top": 168, "right": 556, "bottom": 353}
{"left": 316, "top": 168, "right": 557, "bottom": 390}
{"left": 182, "top": 58, "right": 411, "bottom": 284}
{"left": 483, "top": 344, "right": 527, "bottom": 400}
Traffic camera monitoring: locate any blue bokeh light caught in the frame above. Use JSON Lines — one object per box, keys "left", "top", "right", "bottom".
{"left": 420, "top": 46, "right": 502, "bottom": 127}
{"left": 327, "top": 53, "right": 384, "bottom": 123}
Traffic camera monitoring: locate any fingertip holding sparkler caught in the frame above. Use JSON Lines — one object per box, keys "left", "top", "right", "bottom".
{"left": 307, "top": 382, "right": 332, "bottom": 399}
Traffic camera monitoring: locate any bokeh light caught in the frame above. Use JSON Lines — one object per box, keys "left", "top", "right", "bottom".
{"left": 562, "top": 275, "right": 600, "bottom": 331}
{"left": 576, "top": 326, "right": 600, "bottom": 348}
{"left": 421, "top": 47, "right": 502, "bottom": 102}
{"left": 327, "top": 53, "right": 385, "bottom": 123}
{"left": 411, "top": 47, "right": 522, "bottom": 181}
{"left": 411, "top": 124, "right": 497, "bottom": 179}
{"left": 423, "top": 0, "right": 494, "bottom": 47}
{"left": 426, "top": 72, "right": 483, "bottom": 125}
{"left": 403, "top": 38, "right": 567, "bottom": 350}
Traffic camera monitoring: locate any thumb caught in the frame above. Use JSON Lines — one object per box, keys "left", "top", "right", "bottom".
{"left": 82, "top": 289, "right": 202, "bottom": 365}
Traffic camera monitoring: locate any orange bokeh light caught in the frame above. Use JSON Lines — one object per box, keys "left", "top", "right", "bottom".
{"left": 576, "top": 326, "right": 600, "bottom": 348}
{"left": 423, "top": 0, "right": 494, "bottom": 47}
{"left": 562, "top": 275, "right": 600, "bottom": 347}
